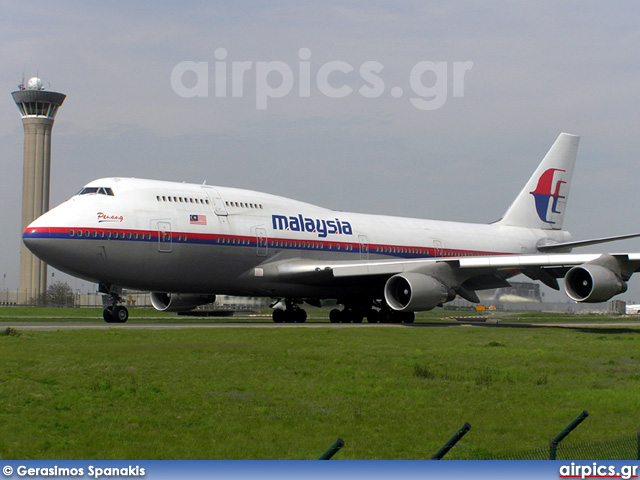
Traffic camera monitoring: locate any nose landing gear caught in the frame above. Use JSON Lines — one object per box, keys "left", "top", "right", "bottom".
{"left": 103, "top": 304, "right": 129, "bottom": 323}
{"left": 100, "top": 284, "right": 129, "bottom": 323}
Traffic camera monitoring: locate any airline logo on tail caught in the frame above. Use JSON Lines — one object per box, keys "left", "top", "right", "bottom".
{"left": 530, "top": 168, "right": 566, "bottom": 224}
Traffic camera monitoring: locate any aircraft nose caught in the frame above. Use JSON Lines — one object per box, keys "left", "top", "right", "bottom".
{"left": 22, "top": 225, "right": 51, "bottom": 257}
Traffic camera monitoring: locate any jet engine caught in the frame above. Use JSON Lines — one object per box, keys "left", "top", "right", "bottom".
{"left": 384, "top": 273, "right": 455, "bottom": 311}
{"left": 150, "top": 293, "right": 217, "bottom": 312}
{"left": 564, "top": 264, "right": 627, "bottom": 303}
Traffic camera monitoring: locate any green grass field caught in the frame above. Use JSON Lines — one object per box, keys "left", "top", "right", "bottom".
{"left": 1, "top": 308, "right": 639, "bottom": 459}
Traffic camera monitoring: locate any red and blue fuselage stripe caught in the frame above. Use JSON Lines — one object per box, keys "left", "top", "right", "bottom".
{"left": 23, "top": 226, "right": 503, "bottom": 259}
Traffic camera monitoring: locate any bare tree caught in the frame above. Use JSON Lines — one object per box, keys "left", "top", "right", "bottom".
{"left": 46, "top": 281, "right": 74, "bottom": 307}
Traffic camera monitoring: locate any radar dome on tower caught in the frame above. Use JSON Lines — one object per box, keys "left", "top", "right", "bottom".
{"left": 26, "top": 77, "right": 44, "bottom": 91}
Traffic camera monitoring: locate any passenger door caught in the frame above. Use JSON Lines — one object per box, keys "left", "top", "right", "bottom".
{"left": 253, "top": 227, "right": 268, "bottom": 257}
{"left": 359, "top": 234, "right": 369, "bottom": 260}
{"left": 157, "top": 221, "right": 172, "bottom": 253}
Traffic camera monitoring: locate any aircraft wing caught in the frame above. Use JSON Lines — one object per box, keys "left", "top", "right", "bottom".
{"left": 268, "top": 253, "right": 640, "bottom": 279}
{"left": 330, "top": 254, "right": 613, "bottom": 277}
{"left": 536, "top": 233, "right": 640, "bottom": 252}
{"left": 260, "top": 253, "right": 640, "bottom": 305}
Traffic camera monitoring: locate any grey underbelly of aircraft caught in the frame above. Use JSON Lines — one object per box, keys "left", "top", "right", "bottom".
{"left": 25, "top": 236, "right": 386, "bottom": 298}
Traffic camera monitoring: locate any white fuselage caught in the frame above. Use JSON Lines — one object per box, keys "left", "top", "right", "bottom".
{"left": 23, "top": 177, "right": 572, "bottom": 299}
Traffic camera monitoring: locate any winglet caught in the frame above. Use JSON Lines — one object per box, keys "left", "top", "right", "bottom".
{"left": 497, "top": 133, "right": 580, "bottom": 230}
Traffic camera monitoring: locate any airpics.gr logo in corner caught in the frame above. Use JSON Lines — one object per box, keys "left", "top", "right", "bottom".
{"left": 530, "top": 168, "right": 566, "bottom": 224}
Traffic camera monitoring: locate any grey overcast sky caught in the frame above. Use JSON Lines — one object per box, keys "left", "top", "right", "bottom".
{"left": 2, "top": 1, "right": 640, "bottom": 300}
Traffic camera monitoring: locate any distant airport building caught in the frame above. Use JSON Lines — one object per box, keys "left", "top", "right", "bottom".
{"left": 12, "top": 77, "right": 66, "bottom": 303}
{"left": 478, "top": 282, "right": 542, "bottom": 304}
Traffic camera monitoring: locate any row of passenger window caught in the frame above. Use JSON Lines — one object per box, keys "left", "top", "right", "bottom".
{"left": 70, "top": 230, "right": 151, "bottom": 240}
{"left": 68, "top": 230, "right": 189, "bottom": 242}
{"left": 68, "top": 229, "right": 354, "bottom": 252}
{"left": 376, "top": 246, "right": 428, "bottom": 255}
{"left": 375, "top": 245, "right": 484, "bottom": 257}
{"left": 268, "top": 240, "right": 355, "bottom": 251}
{"left": 212, "top": 237, "right": 360, "bottom": 251}
{"left": 154, "top": 193, "right": 266, "bottom": 211}
{"left": 68, "top": 230, "right": 454, "bottom": 256}
{"left": 225, "top": 200, "right": 264, "bottom": 209}
{"left": 156, "top": 195, "right": 209, "bottom": 205}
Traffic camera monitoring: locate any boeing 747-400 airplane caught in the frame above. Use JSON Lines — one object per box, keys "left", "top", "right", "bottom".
{"left": 23, "top": 133, "right": 640, "bottom": 323}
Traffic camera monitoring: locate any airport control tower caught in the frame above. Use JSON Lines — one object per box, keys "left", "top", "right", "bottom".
{"left": 12, "top": 77, "right": 66, "bottom": 303}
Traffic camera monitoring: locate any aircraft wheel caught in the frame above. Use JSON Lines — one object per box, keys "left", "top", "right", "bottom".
{"left": 381, "top": 309, "right": 395, "bottom": 323}
{"left": 103, "top": 307, "right": 115, "bottom": 323}
{"left": 401, "top": 312, "right": 415, "bottom": 324}
{"left": 284, "top": 309, "right": 296, "bottom": 323}
{"left": 272, "top": 309, "right": 285, "bottom": 323}
{"left": 113, "top": 305, "right": 129, "bottom": 323}
{"left": 294, "top": 308, "right": 307, "bottom": 323}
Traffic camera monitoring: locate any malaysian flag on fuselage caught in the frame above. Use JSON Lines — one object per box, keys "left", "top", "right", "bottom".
{"left": 190, "top": 214, "right": 207, "bottom": 225}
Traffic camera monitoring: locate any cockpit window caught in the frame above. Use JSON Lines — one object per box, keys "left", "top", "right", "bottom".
{"left": 77, "top": 187, "right": 115, "bottom": 196}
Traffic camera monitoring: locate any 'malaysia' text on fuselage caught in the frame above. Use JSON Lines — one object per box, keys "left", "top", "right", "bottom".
{"left": 272, "top": 214, "right": 353, "bottom": 238}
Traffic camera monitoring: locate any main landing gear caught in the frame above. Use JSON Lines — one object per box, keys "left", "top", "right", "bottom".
{"left": 99, "top": 284, "right": 129, "bottom": 323}
{"left": 329, "top": 303, "right": 415, "bottom": 324}
{"left": 270, "top": 299, "right": 415, "bottom": 324}
{"left": 271, "top": 299, "right": 308, "bottom": 323}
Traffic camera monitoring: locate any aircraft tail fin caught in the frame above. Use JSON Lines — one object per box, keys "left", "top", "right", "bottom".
{"left": 496, "top": 133, "right": 580, "bottom": 230}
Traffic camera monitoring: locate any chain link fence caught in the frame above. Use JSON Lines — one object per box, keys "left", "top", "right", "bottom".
{"left": 481, "top": 436, "right": 638, "bottom": 460}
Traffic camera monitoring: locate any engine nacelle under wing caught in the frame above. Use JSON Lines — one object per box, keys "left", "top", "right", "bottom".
{"left": 150, "top": 292, "right": 217, "bottom": 312}
{"left": 384, "top": 273, "right": 455, "bottom": 312}
{"left": 564, "top": 264, "right": 627, "bottom": 303}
